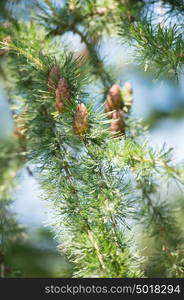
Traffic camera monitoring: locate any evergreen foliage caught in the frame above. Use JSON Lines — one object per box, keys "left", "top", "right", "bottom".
{"left": 1, "top": 0, "right": 184, "bottom": 277}
{"left": 0, "top": 138, "right": 25, "bottom": 277}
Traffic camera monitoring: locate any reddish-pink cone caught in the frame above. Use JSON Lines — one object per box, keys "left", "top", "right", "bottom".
{"left": 105, "top": 84, "right": 123, "bottom": 118}
{"left": 55, "top": 78, "right": 71, "bottom": 113}
{"left": 110, "top": 110, "right": 125, "bottom": 137}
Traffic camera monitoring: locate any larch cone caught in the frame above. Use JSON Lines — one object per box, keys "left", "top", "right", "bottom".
{"left": 55, "top": 78, "right": 71, "bottom": 113}
{"left": 73, "top": 103, "right": 89, "bottom": 135}
{"left": 110, "top": 110, "right": 125, "bottom": 137}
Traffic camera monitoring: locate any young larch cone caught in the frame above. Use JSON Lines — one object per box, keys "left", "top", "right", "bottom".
{"left": 55, "top": 78, "right": 71, "bottom": 113}
{"left": 110, "top": 110, "right": 125, "bottom": 137}
{"left": 105, "top": 84, "right": 123, "bottom": 118}
{"left": 48, "top": 64, "right": 61, "bottom": 92}
{"left": 73, "top": 103, "right": 89, "bottom": 135}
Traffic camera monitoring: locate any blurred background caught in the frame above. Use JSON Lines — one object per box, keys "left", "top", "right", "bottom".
{"left": 1, "top": 0, "right": 184, "bottom": 277}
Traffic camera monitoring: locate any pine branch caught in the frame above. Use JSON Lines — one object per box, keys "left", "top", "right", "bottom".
{"left": 119, "top": 4, "right": 184, "bottom": 79}
{"left": 1, "top": 1, "right": 184, "bottom": 278}
{"left": 36, "top": 0, "right": 115, "bottom": 89}
{"left": 118, "top": 138, "right": 184, "bottom": 276}
{"left": 51, "top": 122, "right": 109, "bottom": 275}
{"left": 2, "top": 36, "right": 143, "bottom": 277}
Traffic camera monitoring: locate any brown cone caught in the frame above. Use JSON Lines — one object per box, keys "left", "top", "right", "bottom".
{"left": 48, "top": 64, "right": 61, "bottom": 92}
{"left": 110, "top": 110, "right": 125, "bottom": 137}
{"left": 73, "top": 103, "right": 88, "bottom": 135}
{"left": 55, "top": 78, "right": 70, "bottom": 113}
{"left": 105, "top": 84, "right": 123, "bottom": 118}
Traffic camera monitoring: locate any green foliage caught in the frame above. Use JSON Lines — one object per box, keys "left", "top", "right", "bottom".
{"left": 1, "top": 0, "right": 184, "bottom": 278}
{"left": 5, "top": 228, "right": 73, "bottom": 277}
{"left": 119, "top": 1, "right": 184, "bottom": 80}
{"left": 120, "top": 21, "right": 184, "bottom": 79}
{"left": 0, "top": 138, "right": 25, "bottom": 277}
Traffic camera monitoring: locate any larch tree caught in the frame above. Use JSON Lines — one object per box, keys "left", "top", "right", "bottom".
{"left": 1, "top": 0, "right": 184, "bottom": 278}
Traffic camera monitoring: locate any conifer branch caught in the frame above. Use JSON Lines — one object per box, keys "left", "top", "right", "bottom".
{"left": 1, "top": 0, "right": 184, "bottom": 278}
{"left": 37, "top": 0, "right": 114, "bottom": 90}
{"left": 2, "top": 39, "right": 143, "bottom": 277}
{"left": 51, "top": 122, "right": 109, "bottom": 275}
